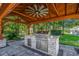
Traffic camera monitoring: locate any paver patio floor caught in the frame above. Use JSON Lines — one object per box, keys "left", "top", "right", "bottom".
{"left": 0, "top": 40, "right": 48, "bottom": 56}
{"left": 0, "top": 40, "right": 79, "bottom": 56}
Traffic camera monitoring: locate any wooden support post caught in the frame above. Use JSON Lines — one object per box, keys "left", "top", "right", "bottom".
{"left": 27, "top": 24, "right": 33, "bottom": 35}
{"left": 0, "top": 18, "right": 3, "bottom": 40}
{"left": 0, "top": 18, "right": 6, "bottom": 47}
{"left": 27, "top": 25, "right": 29, "bottom": 35}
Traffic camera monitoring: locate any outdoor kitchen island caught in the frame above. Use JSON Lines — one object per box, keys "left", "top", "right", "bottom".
{"left": 24, "top": 32, "right": 59, "bottom": 56}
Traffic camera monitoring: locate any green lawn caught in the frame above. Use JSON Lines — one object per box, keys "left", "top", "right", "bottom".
{"left": 59, "top": 34, "right": 79, "bottom": 47}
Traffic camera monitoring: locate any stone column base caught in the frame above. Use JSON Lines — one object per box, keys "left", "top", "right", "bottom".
{"left": 0, "top": 39, "right": 6, "bottom": 48}
{"left": 48, "top": 36, "right": 59, "bottom": 56}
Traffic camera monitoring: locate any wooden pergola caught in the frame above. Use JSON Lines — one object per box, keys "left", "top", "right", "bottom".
{"left": 0, "top": 3, "right": 79, "bottom": 39}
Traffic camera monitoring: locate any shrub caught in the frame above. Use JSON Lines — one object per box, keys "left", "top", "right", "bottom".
{"left": 51, "top": 30, "right": 62, "bottom": 36}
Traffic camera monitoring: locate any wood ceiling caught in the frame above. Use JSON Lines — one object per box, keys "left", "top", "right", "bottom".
{"left": 1, "top": 3, "right": 79, "bottom": 25}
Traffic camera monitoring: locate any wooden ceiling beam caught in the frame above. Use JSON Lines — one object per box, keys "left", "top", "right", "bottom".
{"left": 52, "top": 3, "right": 59, "bottom": 16}
{"left": 76, "top": 3, "right": 79, "bottom": 13}
{"left": 29, "top": 14, "right": 79, "bottom": 24}
{"left": 46, "top": 4, "right": 51, "bottom": 17}
{"left": 0, "top": 4, "right": 2, "bottom": 7}
{"left": 19, "top": 18, "right": 29, "bottom": 24}
{"left": 12, "top": 11, "right": 36, "bottom": 22}
{"left": 4, "top": 18, "right": 27, "bottom": 25}
{"left": 0, "top": 3, "right": 19, "bottom": 19}
{"left": 65, "top": 3, "right": 67, "bottom": 16}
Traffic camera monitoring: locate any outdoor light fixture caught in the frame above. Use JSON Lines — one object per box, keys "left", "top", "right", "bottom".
{"left": 25, "top": 4, "right": 48, "bottom": 18}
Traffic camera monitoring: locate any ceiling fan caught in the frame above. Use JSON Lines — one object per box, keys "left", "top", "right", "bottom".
{"left": 25, "top": 4, "right": 48, "bottom": 18}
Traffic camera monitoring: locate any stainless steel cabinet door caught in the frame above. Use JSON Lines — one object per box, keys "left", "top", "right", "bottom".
{"left": 36, "top": 39, "right": 48, "bottom": 52}
{"left": 27, "top": 39, "right": 31, "bottom": 46}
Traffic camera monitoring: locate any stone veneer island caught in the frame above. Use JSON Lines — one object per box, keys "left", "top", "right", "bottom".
{"left": 24, "top": 33, "right": 59, "bottom": 56}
